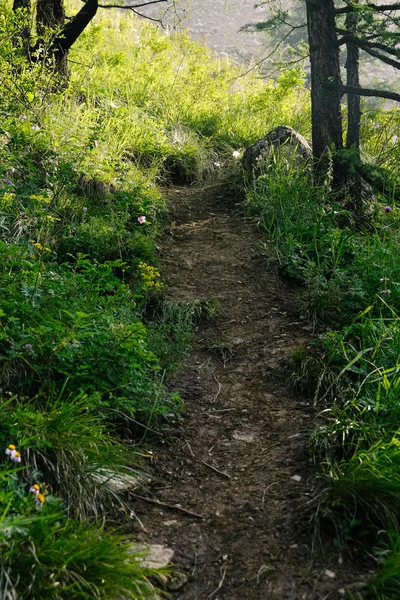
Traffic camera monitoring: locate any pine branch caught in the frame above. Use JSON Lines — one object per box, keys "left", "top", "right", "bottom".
{"left": 337, "top": 30, "right": 400, "bottom": 57}
{"left": 336, "top": 2, "right": 400, "bottom": 15}
{"left": 360, "top": 45, "right": 400, "bottom": 70}
{"left": 331, "top": 83, "right": 400, "bottom": 102}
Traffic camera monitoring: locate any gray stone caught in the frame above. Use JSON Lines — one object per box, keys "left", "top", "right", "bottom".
{"left": 132, "top": 544, "right": 175, "bottom": 569}
{"left": 242, "top": 125, "right": 312, "bottom": 173}
{"left": 93, "top": 469, "right": 140, "bottom": 493}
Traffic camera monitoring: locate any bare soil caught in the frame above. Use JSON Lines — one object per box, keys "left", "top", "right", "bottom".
{"left": 131, "top": 182, "right": 371, "bottom": 600}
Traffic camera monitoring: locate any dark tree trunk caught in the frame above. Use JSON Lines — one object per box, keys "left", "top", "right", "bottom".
{"left": 345, "top": 11, "right": 361, "bottom": 153}
{"left": 36, "top": 0, "right": 65, "bottom": 36}
{"left": 306, "top": 0, "right": 343, "bottom": 176}
{"left": 344, "top": 11, "right": 365, "bottom": 216}
{"left": 36, "top": 0, "right": 67, "bottom": 75}
{"left": 12, "top": 0, "right": 31, "bottom": 55}
{"left": 32, "top": 0, "right": 98, "bottom": 78}
{"left": 52, "top": 0, "right": 98, "bottom": 59}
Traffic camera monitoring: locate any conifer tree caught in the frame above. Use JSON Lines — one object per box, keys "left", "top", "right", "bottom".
{"left": 249, "top": 0, "right": 400, "bottom": 193}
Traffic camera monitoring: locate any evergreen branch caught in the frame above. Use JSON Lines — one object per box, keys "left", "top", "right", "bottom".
{"left": 337, "top": 30, "right": 400, "bottom": 57}
{"left": 329, "top": 83, "right": 400, "bottom": 102}
{"left": 336, "top": 2, "right": 400, "bottom": 14}
{"left": 360, "top": 45, "right": 400, "bottom": 70}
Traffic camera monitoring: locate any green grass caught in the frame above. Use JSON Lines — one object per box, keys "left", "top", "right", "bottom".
{"left": 0, "top": 471, "right": 166, "bottom": 600}
{"left": 370, "top": 532, "right": 400, "bottom": 599}
{"left": 0, "top": 0, "right": 315, "bottom": 592}
{"left": 243, "top": 121, "right": 400, "bottom": 583}
{"left": 2, "top": 0, "right": 397, "bottom": 590}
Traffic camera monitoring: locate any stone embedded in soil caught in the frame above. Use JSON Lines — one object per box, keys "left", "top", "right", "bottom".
{"left": 139, "top": 544, "right": 175, "bottom": 569}
{"left": 232, "top": 431, "right": 255, "bottom": 443}
{"left": 324, "top": 569, "right": 336, "bottom": 579}
{"left": 93, "top": 469, "right": 140, "bottom": 492}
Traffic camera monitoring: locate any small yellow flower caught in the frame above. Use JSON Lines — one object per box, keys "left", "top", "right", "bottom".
{"left": 29, "top": 484, "right": 40, "bottom": 494}
{"left": 35, "top": 493, "right": 45, "bottom": 509}
{"left": 137, "top": 262, "right": 164, "bottom": 291}
{"left": 2, "top": 192, "right": 15, "bottom": 207}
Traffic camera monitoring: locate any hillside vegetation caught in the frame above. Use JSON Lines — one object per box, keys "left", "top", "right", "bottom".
{"left": 0, "top": 4, "right": 307, "bottom": 598}
{"left": 245, "top": 104, "right": 400, "bottom": 597}
{"left": 2, "top": 1, "right": 400, "bottom": 597}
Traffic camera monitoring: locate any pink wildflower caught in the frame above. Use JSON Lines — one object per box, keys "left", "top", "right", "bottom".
{"left": 138, "top": 216, "right": 146, "bottom": 225}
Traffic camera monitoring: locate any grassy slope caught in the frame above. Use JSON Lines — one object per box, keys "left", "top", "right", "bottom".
{"left": 4, "top": 3, "right": 400, "bottom": 596}
{"left": 0, "top": 4, "right": 309, "bottom": 598}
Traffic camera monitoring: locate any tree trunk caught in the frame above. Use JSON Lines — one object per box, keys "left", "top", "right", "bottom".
{"left": 52, "top": 0, "right": 98, "bottom": 60}
{"left": 12, "top": 0, "right": 31, "bottom": 56}
{"left": 345, "top": 11, "right": 361, "bottom": 153}
{"left": 306, "top": 0, "right": 343, "bottom": 177}
{"left": 36, "top": 0, "right": 65, "bottom": 36}
{"left": 36, "top": 0, "right": 67, "bottom": 76}
{"left": 33, "top": 0, "right": 98, "bottom": 79}
{"left": 343, "top": 10, "right": 365, "bottom": 215}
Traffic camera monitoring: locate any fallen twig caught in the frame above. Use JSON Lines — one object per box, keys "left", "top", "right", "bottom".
{"left": 261, "top": 482, "right": 279, "bottom": 510}
{"left": 131, "top": 494, "right": 204, "bottom": 519}
{"left": 185, "top": 441, "right": 195, "bottom": 457}
{"left": 201, "top": 460, "right": 231, "bottom": 479}
{"left": 207, "top": 563, "right": 228, "bottom": 600}
{"left": 212, "top": 374, "right": 222, "bottom": 401}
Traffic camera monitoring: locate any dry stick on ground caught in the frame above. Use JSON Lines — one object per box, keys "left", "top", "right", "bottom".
{"left": 131, "top": 493, "right": 204, "bottom": 519}
{"left": 207, "top": 563, "right": 228, "bottom": 600}
{"left": 201, "top": 460, "right": 231, "bottom": 479}
{"left": 212, "top": 374, "right": 222, "bottom": 401}
{"left": 185, "top": 440, "right": 195, "bottom": 457}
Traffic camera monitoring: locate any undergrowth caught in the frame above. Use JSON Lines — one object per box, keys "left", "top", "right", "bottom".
{"left": 244, "top": 127, "right": 400, "bottom": 591}
{"left": 0, "top": 0, "right": 315, "bottom": 593}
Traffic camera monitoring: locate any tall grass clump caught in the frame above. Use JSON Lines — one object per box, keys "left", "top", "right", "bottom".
{"left": 369, "top": 532, "right": 400, "bottom": 599}
{"left": 0, "top": 465, "right": 165, "bottom": 600}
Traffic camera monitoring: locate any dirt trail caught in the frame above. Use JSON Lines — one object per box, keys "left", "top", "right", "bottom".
{"left": 133, "top": 182, "right": 365, "bottom": 600}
